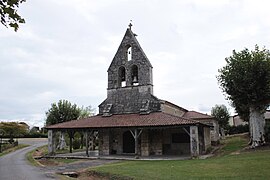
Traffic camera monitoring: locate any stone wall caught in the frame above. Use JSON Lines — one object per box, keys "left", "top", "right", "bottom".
{"left": 162, "top": 128, "right": 190, "bottom": 155}
{"left": 99, "top": 87, "right": 161, "bottom": 114}
{"left": 99, "top": 28, "right": 161, "bottom": 115}
{"left": 107, "top": 29, "right": 153, "bottom": 90}
{"left": 149, "top": 130, "right": 163, "bottom": 155}
{"left": 190, "top": 126, "right": 199, "bottom": 157}
{"left": 141, "top": 130, "right": 150, "bottom": 156}
{"left": 199, "top": 119, "right": 219, "bottom": 143}
{"left": 99, "top": 129, "right": 110, "bottom": 155}
{"left": 204, "top": 127, "right": 211, "bottom": 151}
{"left": 161, "top": 103, "right": 186, "bottom": 117}
{"left": 48, "top": 130, "right": 56, "bottom": 155}
{"left": 98, "top": 127, "right": 208, "bottom": 157}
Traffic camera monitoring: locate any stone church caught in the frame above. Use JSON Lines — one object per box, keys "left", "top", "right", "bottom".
{"left": 47, "top": 25, "right": 218, "bottom": 157}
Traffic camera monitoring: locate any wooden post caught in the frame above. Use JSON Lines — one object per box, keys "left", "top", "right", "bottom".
{"left": 134, "top": 129, "right": 138, "bottom": 155}
{"left": 68, "top": 131, "right": 74, "bottom": 153}
{"left": 85, "top": 131, "right": 89, "bottom": 157}
{"left": 130, "top": 129, "right": 142, "bottom": 157}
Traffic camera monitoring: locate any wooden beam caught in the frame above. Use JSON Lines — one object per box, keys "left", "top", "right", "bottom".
{"left": 68, "top": 130, "right": 74, "bottom": 153}
{"left": 129, "top": 129, "right": 143, "bottom": 156}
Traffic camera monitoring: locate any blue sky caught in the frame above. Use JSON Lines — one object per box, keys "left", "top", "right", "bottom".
{"left": 1, "top": 0, "right": 270, "bottom": 127}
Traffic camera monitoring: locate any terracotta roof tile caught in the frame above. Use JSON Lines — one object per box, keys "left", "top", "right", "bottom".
{"left": 46, "top": 112, "right": 204, "bottom": 129}
{"left": 183, "top": 111, "right": 214, "bottom": 119}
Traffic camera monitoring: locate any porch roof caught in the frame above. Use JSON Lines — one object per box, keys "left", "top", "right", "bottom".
{"left": 46, "top": 112, "right": 207, "bottom": 130}
{"left": 183, "top": 111, "right": 214, "bottom": 119}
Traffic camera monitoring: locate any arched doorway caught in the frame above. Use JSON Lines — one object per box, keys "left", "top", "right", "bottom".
{"left": 123, "top": 131, "right": 135, "bottom": 153}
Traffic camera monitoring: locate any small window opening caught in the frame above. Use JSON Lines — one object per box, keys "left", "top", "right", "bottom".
{"left": 118, "top": 67, "right": 126, "bottom": 87}
{"left": 131, "top": 65, "right": 139, "bottom": 86}
{"left": 127, "top": 46, "right": 132, "bottom": 61}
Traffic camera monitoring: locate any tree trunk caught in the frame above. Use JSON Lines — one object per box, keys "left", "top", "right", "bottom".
{"left": 249, "top": 107, "right": 265, "bottom": 148}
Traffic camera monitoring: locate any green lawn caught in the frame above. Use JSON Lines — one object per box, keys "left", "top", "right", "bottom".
{"left": 90, "top": 135, "right": 270, "bottom": 179}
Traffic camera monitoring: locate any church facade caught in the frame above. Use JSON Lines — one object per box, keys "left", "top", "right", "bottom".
{"left": 47, "top": 25, "right": 218, "bottom": 157}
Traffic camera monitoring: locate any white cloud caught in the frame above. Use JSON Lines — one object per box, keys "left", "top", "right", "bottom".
{"left": 1, "top": 0, "right": 270, "bottom": 127}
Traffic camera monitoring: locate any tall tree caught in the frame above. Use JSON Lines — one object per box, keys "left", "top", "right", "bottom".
{"left": 45, "top": 100, "right": 81, "bottom": 126}
{"left": 0, "top": 0, "right": 26, "bottom": 31}
{"left": 211, "top": 104, "right": 230, "bottom": 131}
{"left": 218, "top": 45, "right": 270, "bottom": 147}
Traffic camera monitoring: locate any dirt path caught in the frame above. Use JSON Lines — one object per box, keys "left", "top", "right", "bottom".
{"left": 43, "top": 159, "right": 120, "bottom": 174}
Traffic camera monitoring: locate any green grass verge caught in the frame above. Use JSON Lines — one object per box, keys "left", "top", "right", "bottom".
{"left": 91, "top": 135, "right": 270, "bottom": 179}
{"left": 26, "top": 148, "right": 42, "bottom": 166}
{"left": 219, "top": 134, "right": 248, "bottom": 156}
{"left": 26, "top": 145, "right": 81, "bottom": 166}
{"left": 53, "top": 158, "right": 78, "bottom": 164}
{"left": 0, "top": 144, "right": 29, "bottom": 157}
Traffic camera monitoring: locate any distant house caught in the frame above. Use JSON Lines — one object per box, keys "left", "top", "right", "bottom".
{"left": 30, "top": 126, "right": 40, "bottom": 133}
{"left": 183, "top": 111, "right": 219, "bottom": 144}
{"left": 229, "top": 110, "right": 270, "bottom": 126}
{"left": 47, "top": 25, "right": 219, "bottom": 157}
{"left": 18, "top": 122, "right": 30, "bottom": 132}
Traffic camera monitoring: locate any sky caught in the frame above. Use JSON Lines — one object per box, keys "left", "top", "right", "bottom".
{"left": 1, "top": 0, "right": 270, "bottom": 128}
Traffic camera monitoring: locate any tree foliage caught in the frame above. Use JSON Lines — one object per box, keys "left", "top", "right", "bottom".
{"left": 218, "top": 45, "right": 270, "bottom": 146}
{"left": 0, "top": 0, "right": 26, "bottom": 31}
{"left": 45, "top": 100, "right": 81, "bottom": 126}
{"left": 218, "top": 45, "right": 270, "bottom": 114}
{"left": 0, "top": 122, "right": 28, "bottom": 141}
{"left": 79, "top": 105, "right": 95, "bottom": 119}
{"left": 211, "top": 104, "right": 230, "bottom": 130}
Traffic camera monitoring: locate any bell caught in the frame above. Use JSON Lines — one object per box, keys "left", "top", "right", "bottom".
{"left": 133, "top": 76, "right": 138, "bottom": 83}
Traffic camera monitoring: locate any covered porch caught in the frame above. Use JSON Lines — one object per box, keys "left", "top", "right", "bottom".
{"left": 46, "top": 112, "right": 212, "bottom": 158}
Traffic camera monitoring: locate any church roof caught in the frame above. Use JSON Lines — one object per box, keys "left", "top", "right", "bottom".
{"left": 183, "top": 111, "right": 214, "bottom": 119}
{"left": 46, "top": 112, "right": 207, "bottom": 129}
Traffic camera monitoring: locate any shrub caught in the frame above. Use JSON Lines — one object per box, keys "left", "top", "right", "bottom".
{"left": 73, "top": 139, "right": 81, "bottom": 149}
{"left": 227, "top": 124, "right": 249, "bottom": 135}
{"left": 265, "top": 120, "right": 270, "bottom": 142}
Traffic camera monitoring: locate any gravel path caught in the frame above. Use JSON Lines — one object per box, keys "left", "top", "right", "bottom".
{"left": 44, "top": 159, "right": 120, "bottom": 173}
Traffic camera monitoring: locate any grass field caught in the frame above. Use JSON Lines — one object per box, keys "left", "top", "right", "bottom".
{"left": 89, "top": 134, "right": 270, "bottom": 179}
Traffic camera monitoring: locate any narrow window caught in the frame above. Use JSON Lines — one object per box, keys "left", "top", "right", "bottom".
{"left": 127, "top": 46, "right": 132, "bottom": 61}
{"left": 131, "top": 65, "right": 139, "bottom": 86}
{"left": 118, "top": 67, "right": 126, "bottom": 87}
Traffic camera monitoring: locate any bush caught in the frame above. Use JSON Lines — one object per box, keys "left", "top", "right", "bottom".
{"left": 73, "top": 139, "right": 81, "bottom": 149}
{"left": 265, "top": 120, "right": 270, "bottom": 142}
{"left": 227, "top": 124, "right": 249, "bottom": 135}
{"left": 23, "top": 133, "right": 47, "bottom": 138}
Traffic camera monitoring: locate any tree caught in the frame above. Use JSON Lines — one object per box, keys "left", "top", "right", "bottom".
{"left": 78, "top": 105, "right": 95, "bottom": 149}
{"left": 79, "top": 105, "right": 96, "bottom": 119}
{"left": 218, "top": 45, "right": 270, "bottom": 147}
{"left": 0, "top": 122, "right": 28, "bottom": 142}
{"left": 211, "top": 104, "right": 230, "bottom": 131}
{"left": 0, "top": 0, "right": 26, "bottom": 31}
{"left": 45, "top": 100, "right": 81, "bottom": 126}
